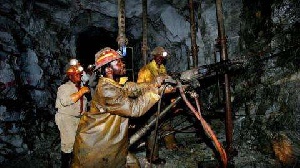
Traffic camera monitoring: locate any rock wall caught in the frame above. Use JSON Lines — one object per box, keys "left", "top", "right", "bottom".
{"left": 0, "top": 0, "right": 299, "bottom": 167}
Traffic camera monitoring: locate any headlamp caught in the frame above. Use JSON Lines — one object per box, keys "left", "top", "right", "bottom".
{"left": 118, "top": 46, "right": 127, "bottom": 57}
{"left": 78, "top": 66, "right": 84, "bottom": 72}
{"left": 162, "top": 51, "right": 168, "bottom": 57}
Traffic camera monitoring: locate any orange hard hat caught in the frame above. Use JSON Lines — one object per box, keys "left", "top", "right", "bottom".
{"left": 66, "top": 59, "right": 83, "bottom": 75}
{"left": 94, "top": 47, "right": 122, "bottom": 70}
{"left": 66, "top": 65, "right": 83, "bottom": 75}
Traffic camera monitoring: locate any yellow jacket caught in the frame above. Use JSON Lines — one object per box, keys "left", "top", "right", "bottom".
{"left": 137, "top": 60, "right": 167, "bottom": 83}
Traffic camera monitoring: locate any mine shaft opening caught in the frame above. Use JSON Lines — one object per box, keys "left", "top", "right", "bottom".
{"left": 76, "top": 26, "right": 135, "bottom": 81}
{"left": 76, "top": 26, "right": 118, "bottom": 69}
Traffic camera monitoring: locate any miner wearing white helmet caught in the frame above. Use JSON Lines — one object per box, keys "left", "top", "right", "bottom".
{"left": 72, "top": 47, "right": 169, "bottom": 168}
{"left": 55, "top": 59, "right": 90, "bottom": 168}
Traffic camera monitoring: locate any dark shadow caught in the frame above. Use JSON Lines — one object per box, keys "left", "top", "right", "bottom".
{"left": 76, "top": 26, "right": 118, "bottom": 69}
{"left": 75, "top": 26, "right": 135, "bottom": 81}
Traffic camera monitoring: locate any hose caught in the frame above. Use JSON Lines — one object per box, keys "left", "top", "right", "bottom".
{"left": 178, "top": 81, "right": 228, "bottom": 168}
{"left": 149, "top": 84, "right": 168, "bottom": 166}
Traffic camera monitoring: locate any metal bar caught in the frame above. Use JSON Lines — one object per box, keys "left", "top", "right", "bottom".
{"left": 129, "top": 96, "right": 182, "bottom": 146}
{"left": 142, "top": 0, "right": 148, "bottom": 65}
{"left": 189, "top": 0, "right": 198, "bottom": 67}
{"left": 117, "top": 0, "right": 127, "bottom": 50}
{"left": 215, "top": 0, "right": 234, "bottom": 157}
{"left": 126, "top": 47, "right": 135, "bottom": 81}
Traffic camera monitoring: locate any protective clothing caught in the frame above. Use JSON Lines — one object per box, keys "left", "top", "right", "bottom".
{"left": 81, "top": 71, "right": 90, "bottom": 86}
{"left": 137, "top": 60, "right": 167, "bottom": 83}
{"left": 55, "top": 81, "right": 88, "bottom": 153}
{"left": 72, "top": 77, "right": 161, "bottom": 168}
{"left": 66, "top": 64, "right": 83, "bottom": 76}
{"left": 137, "top": 59, "right": 178, "bottom": 163}
{"left": 94, "top": 47, "right": 122, "bottom": 70}
{"left": 126, "top": 152, "right": 141, "bottom": 168}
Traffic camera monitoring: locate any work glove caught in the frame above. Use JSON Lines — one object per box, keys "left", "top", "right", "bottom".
{"left": 70, "top": 86, "right": 90, "bottom": 103}
{"left": 153, "top": 75, "right": 165, "bottom": 88}
{"left": 153, "top": 75, "right": 177, "bottom": 94}
{"left": 154, "top": 74, "right": 173, "bottom": 87}
{"left": 81, "top": 71, "right": 90, "bottom": 85}
{"left": 163, "top": 85, "right": 176, "bottom": 94}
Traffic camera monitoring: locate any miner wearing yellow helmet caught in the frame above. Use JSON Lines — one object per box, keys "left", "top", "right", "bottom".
{"left": 55, "top": 59, "right": 90, "bottom": 168}
{"left": 137, "top": 46, "right": 178, "bottom": 165}
{"left": 72, "top": 47, "right": 166, "bottom": 167}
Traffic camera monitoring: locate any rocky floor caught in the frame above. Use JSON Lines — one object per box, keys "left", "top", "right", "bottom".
{"left": 0, "top": 116, "right": 293, "bottom": 168}
{"left": 133, "top": 131, "right": 283, "bottom": 168}
{"left": 2, "top": 132, "right": 219, "bottom": 168}
{"left": 0, "top": 136, "right": 285, "bottom": 168}
{"left": 134, "top": 136, "right": 218, "bottom": 168}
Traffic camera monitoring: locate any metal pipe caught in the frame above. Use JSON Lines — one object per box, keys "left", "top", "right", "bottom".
{"left": 127, "top": 47, "right": 135, "bottom": 81}
{"left": 189, "top": 0, "right": 198, "bottom": 67}
{"left": 129, "top": 96, "right": 182, "bottom": 146}
{"left": 215, "top": 0, "right": 234, "bottom": 157}
{"left": 117, "top": 0, "right": 128, "bottom": 52}
{"left": 142, "top": 0, "right": 148, "bottom": 65}
{"left": 213, "top": 49, "right": 222, "bottom": 105}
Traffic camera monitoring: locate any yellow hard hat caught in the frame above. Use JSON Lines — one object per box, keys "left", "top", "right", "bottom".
{"left": 94, "top": 47, "right": 122, "bottom": 70}
{"left": 151, "top": 46, "right": 168, "bottom": 57}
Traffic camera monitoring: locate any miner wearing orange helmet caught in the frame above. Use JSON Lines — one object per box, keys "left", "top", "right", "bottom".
{"left": 72, "top": 47, "right": 166, "bottom": 168}
{"left": 55, "top": 59, "right": 90, "bottom": 168}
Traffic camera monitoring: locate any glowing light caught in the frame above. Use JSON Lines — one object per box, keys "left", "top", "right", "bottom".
{"left": 70, "top": 59, "right": 78, "bottom": 66}
{"left": 78, "top": 66, "right": 84, "bottom": 72}
{"left": 162, "top": 51, "right": 168, "bottom": 57}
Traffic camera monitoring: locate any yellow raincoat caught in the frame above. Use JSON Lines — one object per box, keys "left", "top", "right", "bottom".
{"left": 137, "top": 60, "right": 167, "bottom": 83}
{"left": 72, "top": 77, "right": 160, "bottom": 168}
{"left": 136, "top": 59, "right": 178, "bottom": 156}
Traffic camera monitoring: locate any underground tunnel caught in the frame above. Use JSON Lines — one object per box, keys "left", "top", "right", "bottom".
{"left": 0, "top": 0, "right": 299, "bottom": 167}
{"left": 76, "top": 26, "right": 135, "bottom": 81}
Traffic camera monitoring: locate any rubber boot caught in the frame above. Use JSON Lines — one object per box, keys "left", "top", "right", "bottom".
{"left": 162, "top": 124, "right": 178, "bottom": 150}
{"left": 126, "top": 152, "right": 141, "bottom": 168}
{"left": 146, "top": 130, "right": 166, "bottom": 165}
{"left": 164, "top": 134, "right": 177, "bottom": 150}
{"left": 61, "top": 151, "right": 72, "bottom": 168}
